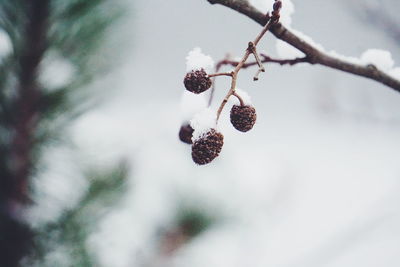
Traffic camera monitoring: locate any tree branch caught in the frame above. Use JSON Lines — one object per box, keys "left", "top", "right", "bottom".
{"left": 0, "top": 1, "right": 49, "bottom": 266}
{"left": 11, "top": 0, "right": 49, "bottom": 203}
{"left": 207, "top": 0, "right": 400, "bottom": 93}
{"left": 215, "top": 16, "right": 278, "bottom": 121}
{"left": 216, "top": 54, "right": 310, "bottom": 70}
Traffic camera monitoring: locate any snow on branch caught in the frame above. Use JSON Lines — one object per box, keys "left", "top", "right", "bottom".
{"left": 207, "top": 0, "right": 400, "bottom": 93}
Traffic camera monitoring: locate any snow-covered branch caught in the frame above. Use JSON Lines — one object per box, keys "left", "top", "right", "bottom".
{"left": 207, "top": 0, "right": 400, "bottom": 93}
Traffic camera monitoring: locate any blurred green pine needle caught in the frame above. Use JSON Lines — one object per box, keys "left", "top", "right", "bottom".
{"left": 0, "top": 0, "right": 128, "bottom": 266}
{"left": 176, "top": 207, "right": 216, "bottom": 238}
{"left": 31, "top": 162, "right": 130, "bottom": 267}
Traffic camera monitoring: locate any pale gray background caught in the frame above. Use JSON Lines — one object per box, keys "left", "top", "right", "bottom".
{"left": 35, "top": 1, "right": 400, "bottom": 266}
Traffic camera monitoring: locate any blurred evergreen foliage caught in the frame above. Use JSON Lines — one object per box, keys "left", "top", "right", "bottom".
{"left": 153, "top": 204, "right": 218, "bottom": 263}
{"left": 29, "top": 163, "right": 129, "bottom": 267}
{"left": 0, "top": 0, "right": 127, "bottom": 266}
{"left": 175, "top": 206, "right": 216, "bottom": 239}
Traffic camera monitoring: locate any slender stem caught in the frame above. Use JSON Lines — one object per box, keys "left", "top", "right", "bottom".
{"left": 253, "top": 68, "right": 264, "bottom": 81}
{"left": 216, "top": 50, "right": 249, "bottom": 121}
{"left": 253, "top": 18, "right": 274, "bottom": 46}
{"left": 260, "top": 54, "right": 310, "bottom": 65}
{"left": 215, "top": 55, "right": 310, "bottom": 70}
{"left": 248, "top": 42, "right": 265, "bottom": 81}
{"left": 233, "top": 92, "right": 245, "bottom": 106}
{"left": 208, "top": 72, "right": 233, "bottom": 77}
{"left": 216, "top": 18, "right": 275, "bottom": 121}
{"left": 208, "top": 54, "right": 231, "bottom": 107}
{"left": 249, "top": 43, "right": 264, "bottom": 69}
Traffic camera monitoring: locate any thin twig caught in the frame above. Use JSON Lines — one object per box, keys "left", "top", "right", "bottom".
{"left": 216, "top": 18, "right": 275, "bottom": 121}
{"left": 248, "top": 42, "right": 265, "bottom": 81}
{"left": 208, "top": 72, "right": 233, "bottom": 78}
{"left": 215, "top": 55, "right": 309, "bottom": 72}
{"left": 208, "top": 54, "right": 231, "bottom": 107}
{"left": 253, "top": 68, "right": 264, "bottom": 81}
{"left": 232, "top": 91, "right": 245, "bottom": 106}
{"left": 260, "top": 54, "right": 310, "bottom": 65}
{"left": 207, "top": 0, "right": 400, "bottom": 93}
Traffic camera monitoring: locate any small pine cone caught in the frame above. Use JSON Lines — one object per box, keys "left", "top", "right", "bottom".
{"left": 230, "top": 105, "right": 257, "bottom": 132}
{"left": 191, "top": 129, "right": 224, "bottom": 165}
{"left": 184, "top": 69, "right": 212, "bottom": 94}
{"left": 179, "top": 123, "right": 194, "bottom": 144}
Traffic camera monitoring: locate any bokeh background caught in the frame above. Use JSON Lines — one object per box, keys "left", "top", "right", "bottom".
{"left": 3, "top": 0, "right": 399, "bottom": 266}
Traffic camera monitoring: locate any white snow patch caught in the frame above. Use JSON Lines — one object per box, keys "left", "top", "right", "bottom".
{"left": 292, "top": 29, "right": 325, "bottom": 52}
{"left": 328, "top": 49, "right": 399, "bottom": 76}
{"left": 229, "top": 88, "right": 252, "bottom": 106}
{"left": 276, "top": 40, "right": 304, "bottom": 59}
{"left": 276, "top": 29, "right": 325, "bottom": 59}
{"left": 249, "top": 0, "right": 295, "bottom": 26}
{"left": 389, "top": 67, "right": 400, "bottom": 80}
{"left": 328, "top": 50, "right": 362, "bottom": 65}
{"left": 186, "top": 47, "right": 214, "bottom": 72}
{"left": 0, "top": 29, "right": 12, "bottom": 60}
{"left": 328, "top": 49, "right": 397, "bottom": 73}
{"left": 40, "top": 52, "right": 76, "bottom": 90}
{"left": 180, "top": 91, "right": 208, "bottom": 122}
{"left": 276, "top": 34, "right": 400, "bottom": 82}
{"left": 360, "top": 49, "right": 395, "bottom": 71}
{"left": 190, "top": 108, "right": 217, "bottom": 141}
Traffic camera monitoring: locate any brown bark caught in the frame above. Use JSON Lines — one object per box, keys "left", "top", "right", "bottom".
{"left": 207, "top": 0, "right": 400, "bottom": 93}
{"left": 0, "top": 1, "right": 49, "bottom": 266}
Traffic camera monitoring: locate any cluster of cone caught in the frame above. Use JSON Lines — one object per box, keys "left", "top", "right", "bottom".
{"left": 179, "top": 69, "right": 257, "bottom": 165}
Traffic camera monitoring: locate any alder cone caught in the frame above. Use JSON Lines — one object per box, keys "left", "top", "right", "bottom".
{"left": 191, "top": 129, "right": 224, "bottom": 165}
{"left": 230, "top": 105, "right": 257, "bottom": 132}
{"left": 179, "top": 123, "right": 194, "bottom": 144}
{"left": 184, "top": 69, "right": 212, "bottom": 94}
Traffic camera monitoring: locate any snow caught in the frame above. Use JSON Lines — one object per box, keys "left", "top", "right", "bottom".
{"left": 276, "top": 29, "right": 325, "bottom": 59}
{"left": 360, "top": 49, "right": 395, "bottom": 72}
{"left": 185, "top": 47, "right": 214, "bottom": 72}
{"left": 180, "top": 91, "right": 208, "bottom": 122}
{"left": 328, "top": 49, "right": 400, "bottom": 79}
{"left": 327, "top": 49, "right": 400, "bottom": 77}
{"left": 72, "top": 97, "right": 400, "bottom": 267}
{"left": 249, "top": 0, "right": 295, "bottom": 26}
{"left": 27, "top": 1, "right": 400, "bottom": 266}
{"left": 229, "top": 88, "right": 252, "bottom": 106}
{"left": 0, "top": 29, "right": 12, "bottom": 60}
{"left": 276, "top": 39, "right": 303, "bottom": 59}
{"left": 270, "top": 8, "right": 400, "bottom": 82}
{"left": 250, "top": 0, "right": 400, "bottom": 84}
{"left": 328, "top": 50, "right": 362, "bottom": 65}
{"left": 190, "top": 108, "right": 217, "bottom": 141}
{"left": 40, "top": 52, "right": 76, "bottom": 90}
{"left": 293, "top": 29, "right": 325, "bottom": 52}
{"left": 263, "top": 0, "right": 323, "bottom": 60}
{"left": 389, "top": 67, "right": 400, "bottom": 80}
{"left": 255, "top": 0, "right": 400, "bottom": 82}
